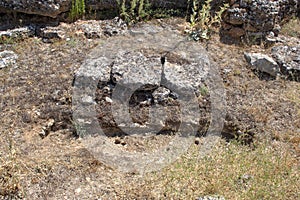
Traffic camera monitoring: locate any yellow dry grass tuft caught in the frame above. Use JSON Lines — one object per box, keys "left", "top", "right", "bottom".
{"left": 0, "top": 132, "right": 22, "bottom": 197}
{"left": 281, "top": 18, "right": 300, "bottom": 38}
{"left": 143, "top": 139, "right": 299, "bottom": 199}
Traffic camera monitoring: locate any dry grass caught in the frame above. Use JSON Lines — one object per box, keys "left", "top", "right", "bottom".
{"left": 1, "top": 135, "right": 299, "bottom": 199}
{"left": 142, "top": 139, "right": 299, "bottom": 199}
{"left": 0, "top": 131, "right": 23, "bottom": 198}
{"left": 281, "top": 18, "right": 300, "bottom": 38}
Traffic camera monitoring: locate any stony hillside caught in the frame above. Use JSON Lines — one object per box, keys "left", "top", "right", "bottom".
{"left": 0, "top": 0, "right": 299, "bottom": 199}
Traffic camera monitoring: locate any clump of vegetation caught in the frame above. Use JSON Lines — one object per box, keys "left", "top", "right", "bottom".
{"left": 199, "top": 85, "right": 209, "bottom": 96}
{"left": 0, "top": 36, "right": 17, "bottom": 45}
{"left": 117, "top": 0, "right": 152, "bottom": 24}
{"left": 70, "top": 0, "right": 86, "bottom": 21}
{"left": 187, "top": 0, "right": 229, "bottom": 40}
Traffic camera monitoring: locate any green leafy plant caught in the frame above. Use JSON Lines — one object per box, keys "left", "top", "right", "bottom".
{"left": 117, "top": 0, "right": 151, "bottom": 24}
{"left": 70, "top": 0, "right": 85, "bottom": 21}
{"left": 187, "top": 0, "right": 229, "bottom": 40}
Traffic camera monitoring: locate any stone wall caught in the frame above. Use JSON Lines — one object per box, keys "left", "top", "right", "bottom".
{"left": 0, "top": 0, "right": 298, "bottom": 41}
{"left": 0, "top": 0, "right": 187, "bottom": 18}
{"left": 221, "top": 0, "right": 298, "bottom": 44}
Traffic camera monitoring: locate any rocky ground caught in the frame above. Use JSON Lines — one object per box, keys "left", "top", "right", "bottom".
{"left": 0, "top": 17, "right": 299, "bottom": 199}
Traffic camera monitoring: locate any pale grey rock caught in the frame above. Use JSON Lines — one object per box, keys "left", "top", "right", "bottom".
{"left": 224, "top": 8, "right": 246, "bottom": 25}
{"left": 102, "top": 17, "right": 128, "bottom": 36}
{"left": 112, "top": 51, "right": 162, "bottom": 90}
{"left": 0, "top": 50, "right": 18, "bottom": 69}
{"left": 38, "top": 26, "right": 66, "bottom": 40}
{"left": 105, "top": 96, "right": 113, "bottom": 103}
{"left": 244, "top": 52, "right": 280, "bottom": 76}
{"left": 75, "top": 57, "right": 111, "bottom": 81}
{"left": 81, "top": 95, "right": 95, "bottom": 104}
{"left": 80, "top": 23, "right": 103, "bottom": 39}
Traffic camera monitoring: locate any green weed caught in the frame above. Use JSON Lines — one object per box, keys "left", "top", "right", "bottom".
{"left": 117, "top": 0, "right": 151, "bottom": 24}
{"left": 70, "top": 0, "right": 86, "bottom": 21}
{"left": 187, "top": 0, "right": 229, "bottom": 40}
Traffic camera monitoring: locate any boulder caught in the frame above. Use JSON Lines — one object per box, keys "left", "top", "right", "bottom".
{"left": 37, "top": 26, "right": 66, "bottom": 41}
{"left": 244, "top": 52, "right": 280, "bottom": 77}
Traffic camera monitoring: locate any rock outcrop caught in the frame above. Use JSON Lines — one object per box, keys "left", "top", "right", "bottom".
{"left": 0, "top": 0, "right": 71, "bottom": 18}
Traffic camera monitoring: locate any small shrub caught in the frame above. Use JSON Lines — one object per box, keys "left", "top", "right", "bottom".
{"left": 187, "top": 0, "right": 229, "bottom": 40}
{"left": 117, "top": 0, "right": 151, "bottom": 24}
{"left": 70, "top": 0, "right": 85, "bottom": 21}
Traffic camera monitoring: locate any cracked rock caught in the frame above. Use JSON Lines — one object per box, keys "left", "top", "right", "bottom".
{"left": 73, "top": 25, "right": 222, "bottom": 137}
